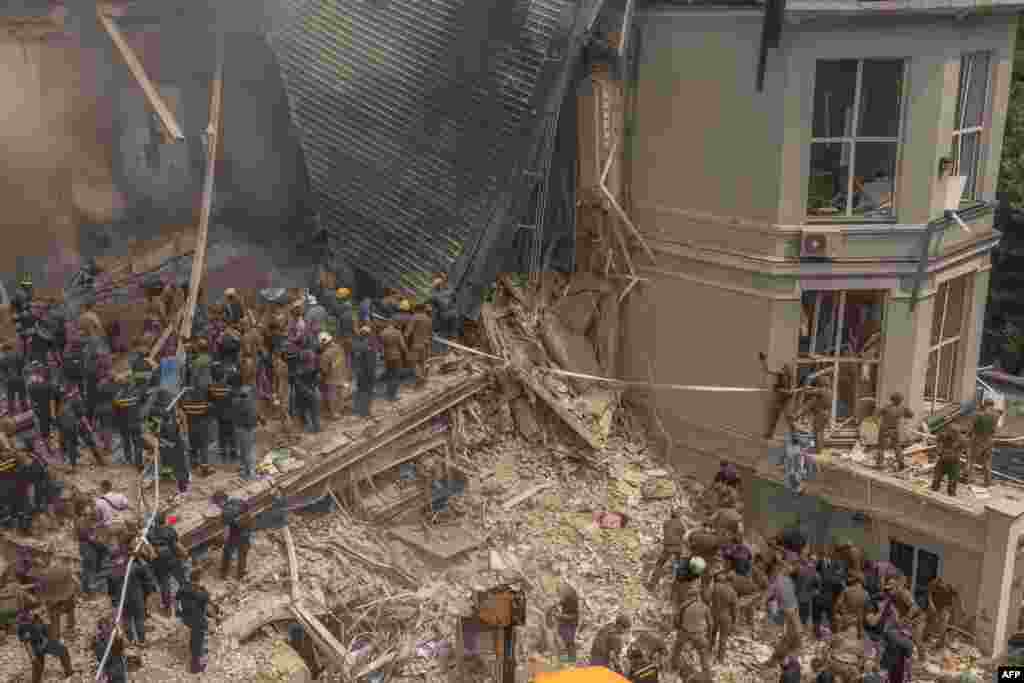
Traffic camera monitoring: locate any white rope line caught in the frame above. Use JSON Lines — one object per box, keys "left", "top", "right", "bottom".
{"left": 430, "top": 334, "right": 767, "bottom": 393}
{"left": 95, "top": 445, "right": 159, "bottom": 680}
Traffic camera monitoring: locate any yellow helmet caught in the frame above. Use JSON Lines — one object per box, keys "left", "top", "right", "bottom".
{"left": 336, "top": 287, "right": 351, "bottom": 300}
{"left": 399, "top": 299, "right": 411, "bottom": 312}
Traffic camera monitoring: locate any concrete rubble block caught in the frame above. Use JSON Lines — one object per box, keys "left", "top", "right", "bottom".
{"left": 512, "top": 396, "right": 543, "bottom": 442}
{"left": 549, "top": 290, "right": 600, "bottom": 336}
{"left": 255, "top": 639, "right": 313, "bottom": 683}
{"left": 539, "top": 314, "right": 602, "bottom": 392}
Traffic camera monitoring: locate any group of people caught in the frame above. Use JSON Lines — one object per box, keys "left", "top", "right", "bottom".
{"left": 544, "top": 464, "right": 967, "bottom": 683}
{"left": 0, "top": 268, "right": 463, "bottom": 530}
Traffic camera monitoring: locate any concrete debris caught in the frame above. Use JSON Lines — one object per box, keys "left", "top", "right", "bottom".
{"left": 258, "top": 639, "right": 314, "bottom": 683}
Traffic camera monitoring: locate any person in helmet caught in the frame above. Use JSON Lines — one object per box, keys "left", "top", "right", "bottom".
{"left": 319, "top": 332, "right": 348, "bottom": 420}
{"left": 24, "top": 359, "right": 55, "bottom": 458}
{"left": 590, "top": 614, "right": 631, "bottom": 671}
{"left": 352, "top": 326, "right": 376, "bottom": 417}
{"left": 331, "top": 288, "right": 355, "bottom": 362}
{"left": 669, "top": 559, "right": 711, "bottom": 680}
{"left": 144, "top": 388, "right": 190, "bottom": 492}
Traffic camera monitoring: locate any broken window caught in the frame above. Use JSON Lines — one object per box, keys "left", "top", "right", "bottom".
{"left": 890, "top": 539, "right": 941, "bottom": 609}
{"left": 797, "top": 290, "right": 886, "bottom": 426}
{"left": 808, "top": 59, "right": 905, "bottom": 220}
{"left": 951, "top": 52, "right": 991, "bottom": 202}
{"left": 924, "top": 274, "right": 970, "bottom": 412}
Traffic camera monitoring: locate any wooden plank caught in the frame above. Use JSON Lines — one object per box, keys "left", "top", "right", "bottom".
{"left": 283, "top": 526, "right": 300, "bottom": 603}
{"left": 291, "top": 602, "right": 357, "bottom": 673}
{"left": 513, "top": 368, "right": 602, "bottom": 451}
{"left": 178, "top": 31, "right": 224, "bottom": 351}
{"left": 503, "top": 482, "right": 554, "bottom": 511}
{"left": 147, "top": 310, "right": 182, "bottom": 364}
{"left": 350, "top": 432, "right": 448, "bottom": 481}
{"left": 96, "top": 10, "right": 184, "bottom": 141}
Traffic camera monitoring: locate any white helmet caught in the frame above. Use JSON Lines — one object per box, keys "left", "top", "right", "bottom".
{"left": 689, "top": 557, "right": 707, "bottom": 575}
{"left": 319, "top": 332, "right": 332, "bottom": 345}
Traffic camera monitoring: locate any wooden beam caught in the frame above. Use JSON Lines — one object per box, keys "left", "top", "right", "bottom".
{"left": 283, "top": 526, "right": 301, "bottom": 603}
{"left": 96, "top": 9, "right": 184, "bottom": 142}
{"left": 178, "top": 31, "right": 224, "bottom": 351}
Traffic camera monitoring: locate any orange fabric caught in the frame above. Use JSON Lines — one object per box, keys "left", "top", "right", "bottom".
{"left": 535, "top": 667, "right": 630, "bottom": 682}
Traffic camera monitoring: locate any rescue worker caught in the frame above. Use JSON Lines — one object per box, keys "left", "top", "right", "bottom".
{"left": 869, "top": 604, "right": 914, "bottom": 683}
{"left": 925, "top": 576, "right": 957, "bottom": 653}
{"left": 223, "top": 288, "right": 246, "bottom": 328}
{"left": 430, "top": 274, "right": 460, "bottom": 343}
{"left": 24, "top": 359, "right": 54, "bottom": 456}
{"left": 209, "top": 360, "right": 237, "bottom": 462}
{"left": 332, "top": 288, "right": 355, "bottom": 363}
{"left": 404, "top": 302, "right": 433, "bottom": 388}
{"left": 108, "top": 529, "right": 154, "bottom": 646}
{"left": 145, "top": 388, "right": 190, "bottom": 492}
{"left": 648, "top": 509, "right": 686, "bottom": 589}
{"left": 824, "top": 624, "right": 866, "bottom": 683}
{"left": 148, "top": 509, "right": 188, "bottom": 617}
{"left": 219, "top": 325, "right": 243, "bottom": 367}
{"left": 669, "top": 561, "right": 712, "bottom": 681}
{"left": 875, "top": 393, "right": 914, "bottom": 470}
{"left": 286, "top": 301, "right": 307, "bottom": 418}
{"left": 815, "top": 547, "right": 848, "bottom": 639}
{"left": 177, "top": 568, "right": 217, "bottom": 674}
{"left": 214, "top": 490, "right": 252, "bottom": 581}
{"left": 931, "top": 423, "right": 968, "bottom": 496}
{"left": 379, "top": 318, "right": 407, "bottom": 402}
{"left": 970, "top": 397, "right": 1002, "bottom": 487}
{"left": 834, "top": 538, "right": 865, "bottom": 575}
{"left": 60, "top": 321, "right": 86, "bottom": 405}
{"left": 377, "top": 289, "right": 401, "bottom": 319}
{"left": 725, "top": 568, "right": 760, "bottom": 628}
{"left": 319, "top": 333, "right": 348, "bottom": 420}
{"left": 759, "top": 352, "right": 795, "bottom": 439}
{"left": 706, "top": 573, "right": 738, "bottom": 663}
{"left": 795, "top": 554, "right": 822, "bottom": 638}
{"left": 57, "top": 385, "right": 103, "bottom": 468}
{"left": 794, "top": 375, "right": 832, "bottom": 452}
{"left": 16, "top": 608, "right": 74, "bottom": 682}
{"left": 293, "top": 348, "right": 321, "bottom": 433}
{"left": 352, "top": 326, "right": 376, "bottom": 417}
{"left": 884, "top": 574, "right": 926, "bottom": 649}
{"left": 12, "top": 274, "right": 35, "bottom": 355}
{"left": 231, "top": 381, "right": 259, "bottom": 479}
{"left": 554, "top": 583, "right": 580, "bottom": 662}
{"left": 834, "top": 571, "right": 870, "bottom": 638}
{"left": 271, "top": 350, "right": 293, "bottom": 433}
{"left": 763, "top": 560, "right": 802, "bottom": 669}
{"left": 93, "top": 617, "right": 127, "bottom": 683}
{"left": 181, "top": 337, "right": 213, "bottom": 469}
{"left": 2, "top": 340, "right": 29, "bottom": 414}
{"left": 112, "top": 368, "right": 144, "bottom": 469}
{"left": 25, "top": 566, "right": 77, "bottom": 643}
{"left": 590, "top": 614, "right": 631, "bottom": 672}
{"left": 74, "top": 501, "right": 104, "bottom": 594}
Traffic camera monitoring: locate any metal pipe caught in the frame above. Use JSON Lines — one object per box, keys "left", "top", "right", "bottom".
{"left": 618, "top": 0, "right": 635, "bottom": 58}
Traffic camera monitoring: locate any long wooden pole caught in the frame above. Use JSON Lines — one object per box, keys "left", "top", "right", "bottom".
{"left": 178, "top": 32, "right": 224, "bottom": 354}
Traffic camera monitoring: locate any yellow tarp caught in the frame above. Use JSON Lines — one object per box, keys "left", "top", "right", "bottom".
{"left": 534, "top": 666, "right": 630, "bottom": 682}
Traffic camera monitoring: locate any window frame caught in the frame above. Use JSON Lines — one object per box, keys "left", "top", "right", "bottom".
{"left": 889, "top": 538, "right": 942, "bottom": 610}
{"left": 807, "top": 58, "right": 909, "bottom": 223}
{"left": 924, "top": 275, "right": 971, "bottom": 414}
{"left": 796, "top": 289, "right": 887, "bottom": 429}
{"left": 951, "top": 51, "right": 993, "bottom": 204}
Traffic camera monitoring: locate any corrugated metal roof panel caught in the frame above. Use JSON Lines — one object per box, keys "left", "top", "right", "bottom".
{"left": 266, "top": 0, "right": 589, "bottom": 296}
{"left": 787, "top": 0, "right": 1024, "bottom": 10}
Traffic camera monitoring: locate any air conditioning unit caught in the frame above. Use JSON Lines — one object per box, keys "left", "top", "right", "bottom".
{"left": 800, "top": 231, "right": 836, "bottom": 259}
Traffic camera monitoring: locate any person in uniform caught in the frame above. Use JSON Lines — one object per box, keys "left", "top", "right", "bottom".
{"left": 111, "top": 369, "right": 144, "bottom": 469}
{"left": 176, "top": 568, "right": 218, "bottom": 674}
{"left": 352, "top": 326, "right": 376, "bottom": 417}
{"left": 430, "top": 274, "right": 460, "bottom": 343}
{"left": 763, "top": 561, "right": 802, "bottom": 669}
{"left": 16, "top": 608, "right": 74, "bottom": 683}
{"left": 231, "top": 382, "right": 259, "bottom": 479}
{"left": 706, "top": 573, "right": 738, "bottom": 663}
{"left": 319, "top": 333, "right": 348, "bottom": 420}
{"left": 332, "top": 288, "right": 355, "bottom": 364}
{"left": 379, "top": 318, "right": 407, "bottom": 402}
{"left": 93, "top": 617, "right": 127, "bottom": 683}
{"left": 24, "top": 359, "right": 54, "bottom": 458}
{"left": 145, "top": 388, "right": 190, "bottom": 492}
{"left": 57, "top": 385, "right": 102, "bottom": 468}
{"left": 793, "top": 376, "right": 832, "bottom": 453}
{"left": 286, "top": 301, "right": 307, "bottom": 418}
{"left": 590, "top": 614, "right": 631, "bottom": 672}
{"left": 147, "top": 509, "right": 188, "bottom": 617}
{"left": 814, "top": 546, "right": 848, "bottom": 639}
{"left": 107, "top": 529, "right": 154, "bottom": 645}
{"left": 759, "top": 352, "right": 795, "bottom": 439}
{"left": 834, "top": 571, "right": 869, "bottom": 640}
{"left": 648, "top": 509, "right": 686, "bottom": 589}
{"left": 293, "top": 348, "right": 321, "bottom": 433}
{"left": 884, "top": 574, "right": 927, "bottom": 650}
{"left": 271, "top": 350, "right": 293, "bottom": 434}
{"left": 970, "top": 397, "right": 1002, "bottom": 487}
{"left": 208, "top": 360, "right": 237, "bottom": 462}
{"left": 404, "top": 302, "right": 433, "bottom": 388}
{"left": 181, "top": 338, "right": 213, "bottom": 470}
{"left": 214, "top": 490, "right": 252, "bottom": 580}
{"left": 875, "top": 393, "right": 914, "bottom": 470}
{"left": 2, "top": 340, "right": 28, "bottom": 413}
{"left": 553, "top": 583, "right": 580, "bottom": 662}
{"left": 669, "top": 569, "right": 712, "bottom": 681}
{"left": 925, "top": 576, "right": 957, "bottom": 653}
{"left": 931, "top": 423, "right": 968, "bottom": 496}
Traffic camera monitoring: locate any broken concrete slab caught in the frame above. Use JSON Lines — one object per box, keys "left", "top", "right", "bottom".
{"left": 256, "top": 638, "right": 313, "bottom": 683}
{"left": 512, "top": 397, "right": 543, "bottom": 443}
{"left": 549, "top": 290, "right": 599, "bottom": 335}
{"left": 388, "top": 522, "right": 486, "bottom": 561}
{"left": 539, "top": 314, "right": 601, "bottom": 392}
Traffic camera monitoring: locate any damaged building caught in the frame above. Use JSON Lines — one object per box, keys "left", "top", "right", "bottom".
{"left": 620, "top": 0, "right": 1024, "bottom": 660}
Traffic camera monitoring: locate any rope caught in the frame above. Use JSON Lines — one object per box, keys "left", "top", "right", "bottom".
{"left": 95, "top": 445, "right": 160, "bottom": 680}
{"left": 429, "top": 334, "right": 767, "bottom": 393}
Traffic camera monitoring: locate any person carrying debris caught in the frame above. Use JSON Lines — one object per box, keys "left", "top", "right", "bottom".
{"left": 590, "top": 614, "right": 631, "bottom": 672}
{"left": 352, "top": 325, "right": 377, "bottom": 417}
{"left": 970, "top": 397, "right": 1002, "bottom": 487}
{"left": 214, "top": 490, "right": 252, "bottom": 581}
{"left": 176, "top": 568, "right": 218, "bottom": 674}
{"left": 759, "top": 352, "right": 795, "bottom": 439}
{"left": 875, "top": 393, "right": 914, "bottom": 470}
{"left": 181, "top": 337, "right": 214, "bottom": 470}
{"left": 648, "top": 509, "right": 686, "bottom": 589}
{"left": 16, "top": 607, "right": 74, "bottom": 682}
{"left": 931, "top": 423, "right": 968, "bottom": 497}
{"left": 147, "top": 509, "right": 188, "bottom": 617}
{"left": 94, "top": 617, "right": 127, "bottom": 683}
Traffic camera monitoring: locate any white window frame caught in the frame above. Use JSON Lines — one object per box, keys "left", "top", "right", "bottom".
{"left": 951, "top": 52, "right": 993, "bottom": 203}
{"left": 797, "top": 289, "right": 885, "bottom": 427}
{"left": 925, "top": 275, "right": 970, "bottom": 414}
{"left": 808, "top": 59, "right": 908, "bottom": 221}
